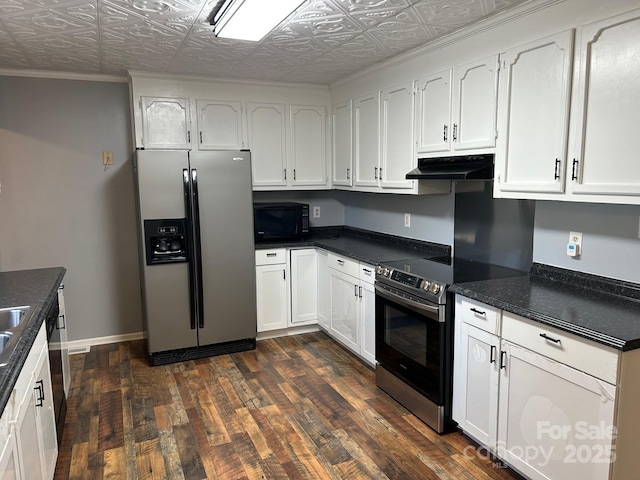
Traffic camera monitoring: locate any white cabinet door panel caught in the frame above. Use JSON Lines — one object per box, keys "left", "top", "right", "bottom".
{"left": 497, "top": 30, "right": 574, "bottom": 194}
{"left": 247, "top": 103, "right": 287, "bottom": 187}
{"left": 452, "top": 56, "right": 498, "bottom": 151}
{"left": 498, "top": 341, "right": 615, "bottom": 480}
{"left": 380, "top": 82, "right": 415, "bottom": 189}
{"left": 570, "top": 10, "right": 640, "bottom": 197}
{"left": 354, "top": 93, "right": 380, "bottom": 187}
{"left": 329, "top": 269, "right": 359, "bottom": 353}
{"left": 290, "top": 249, "right": 318, "bottom": 325}
{"left": 290, "top": 105, "right": 327, "bottom": 186}
{"left": 196, "top": 100, "right": 243, "bottom": 150}
{"left": 141, "top": 96, "right": 191, "bottom": 150}
{"left": 416, "top": 70, "right": 452, "bottom": 154}
{"left": 256, "top": 264, "right": 288, "bottom": 332}
{"left": 332, "top": 101, "right": 353, "bottom": 187}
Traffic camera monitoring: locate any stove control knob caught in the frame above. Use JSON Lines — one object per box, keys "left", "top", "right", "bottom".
{"left": 422, "top": 280, "right": 431, "bottom": 291}
{"left": 430, "top": 283, "right": 442, "bottom": 294}
{"left": 383, "top": 268, "right": 391, "bottom": 277}
{"left": 376, "top": 265, "right": 383, "bottom": 275}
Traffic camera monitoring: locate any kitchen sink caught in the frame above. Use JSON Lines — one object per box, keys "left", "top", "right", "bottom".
{"left": 0, "top": 306, "right": 33, "bottom": 368}
{"left": 0, "top": 306, "right": 30, "bottom": 331}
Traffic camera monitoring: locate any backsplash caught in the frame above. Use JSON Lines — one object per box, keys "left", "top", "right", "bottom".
{"left": 533, "top": 201, "right": 640, "bottom": 283}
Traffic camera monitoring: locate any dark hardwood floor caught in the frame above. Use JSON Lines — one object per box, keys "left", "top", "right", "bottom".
{"left": 53, "top": 331, "right": 520, "bottom": 480}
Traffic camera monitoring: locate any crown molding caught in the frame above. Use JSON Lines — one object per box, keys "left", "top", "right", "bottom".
{"left": 330, "top": 0, "right": 565, "bottom": 89}
{"left": 0, "top": 68, "right": 127, "bottom": 83}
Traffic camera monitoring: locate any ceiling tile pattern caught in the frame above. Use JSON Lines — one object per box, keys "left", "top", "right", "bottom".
{"left": 0, "top": 0, "right": 527, "bottom": 83}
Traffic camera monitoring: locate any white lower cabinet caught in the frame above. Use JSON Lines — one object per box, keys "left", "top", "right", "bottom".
{"left": 5, "top": 322, "right": 58, "bottom": 480}
{"left": 326, "top": 253, "right": 375, "bottom": 366}
{"left": 453, "top": 294, "right": 634, "bottom": 480}
{"left": 290, "top": 249, "right": 318, "bottom": 326}
{"left": 255, "top": 249, "right": 289, "bottom": 332}
{"left": 255, "top": 248, "right": 319, "bottom": 333}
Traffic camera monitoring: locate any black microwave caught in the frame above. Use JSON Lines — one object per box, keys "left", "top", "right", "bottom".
{"left": 253, "top": 202, "right": 309, "bottom": 242}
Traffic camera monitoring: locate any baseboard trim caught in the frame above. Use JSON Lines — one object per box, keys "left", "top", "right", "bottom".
{"left": 50, "top": 331, "right": 145, "bottom": 354}
{"left": 257, "top": 324, "right": 319, "bottom": 341}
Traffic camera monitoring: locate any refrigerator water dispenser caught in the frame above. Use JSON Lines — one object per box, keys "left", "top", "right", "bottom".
{"left": 144, "top": 218, "right": 188, "bottom": 265}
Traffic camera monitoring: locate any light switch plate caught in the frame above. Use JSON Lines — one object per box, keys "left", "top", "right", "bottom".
{"left": 102, "top": 151, "right": 113, "bottom": 165}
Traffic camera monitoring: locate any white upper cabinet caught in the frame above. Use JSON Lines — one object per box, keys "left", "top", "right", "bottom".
{"left": 353, "top": 92, "right": 380, "bottom": 188}
{"left": 290, "top": 105, "right": 328, "bottom": 187}
{"left": 568, "top": 9, "right": 640, "bottom": 199}
{"left": 495, "top": 30, "right": 574, "bottom": 194}
{"left": 380, "top": 81, "right": 415, "bottom": 189}
{"left": 247, "top": 102, "right": 287, "bottom": 187}
{"left": 196, "top": 99, "right": 243, "bottom": 150}
{"left": 452, "top": 55, "right": 499, "bottom": 151}
{"left": 141, "top": 96, "right": 191, "bottom": 150}
{"left": 332, "top": 101, "right": 353, "bottom": 187}
{"left": 416, "top": 70, "right": 452, "bottom": 154}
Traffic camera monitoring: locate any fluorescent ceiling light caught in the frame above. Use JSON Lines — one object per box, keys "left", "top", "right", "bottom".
{"left": 211, "top": 0, "right": 305, "bottom": 42}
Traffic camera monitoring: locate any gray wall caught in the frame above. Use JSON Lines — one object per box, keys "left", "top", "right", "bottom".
{"left": 0, "top": 76, "right": 142, "bottom": 341}
{"left": 533, "top": 201, "right": 640, "bottom": 283}
{"left": 342, "top": 191, "right": 454, "bottom": 246}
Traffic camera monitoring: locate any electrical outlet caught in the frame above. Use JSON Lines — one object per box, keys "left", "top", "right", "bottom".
{"left": 102, "top": 151, "right": 113, "bottom": 165}
{"left": 567, "top": 231, "right": 582, "bottom": 258}
{"left": 404, "top": 213, "right": 411, "bottom": 228}
{"left": 313, "top": 206, "right": 321, "bottom": 218}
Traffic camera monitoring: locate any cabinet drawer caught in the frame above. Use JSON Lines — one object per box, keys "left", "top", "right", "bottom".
{"left": 457, "top": 296, "right": 500, "bottom": 335}
{"left": 502, "top": 312, "right": 618, "bottom": 384}
{"left": 255, "top": 249, "right": 286, "bottom": 266}
{"left": 359, "top": 263, "right": 375, "bottom": 285}
{"left": 327, "top": 253, "right": 359, "bottom": 277}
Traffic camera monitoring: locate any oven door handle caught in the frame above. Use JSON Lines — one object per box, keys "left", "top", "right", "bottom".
{"left": 375, "top": 284, "right": 443, "bottom": 320}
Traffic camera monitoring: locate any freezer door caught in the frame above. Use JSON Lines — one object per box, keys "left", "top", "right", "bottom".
{"left": 190, "top": 150, "right": 257, "bottom": 344}
{"left": 135, "top": 150, "right": 197, "bottom": 353}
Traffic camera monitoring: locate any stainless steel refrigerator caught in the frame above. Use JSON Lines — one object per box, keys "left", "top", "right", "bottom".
{"left": 133, "top": 150, "right": 257, "bottom": 366}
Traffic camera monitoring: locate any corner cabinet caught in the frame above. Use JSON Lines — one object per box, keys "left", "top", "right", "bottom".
{"left": 290, "top": 249, "right": 319, "bottom": 326}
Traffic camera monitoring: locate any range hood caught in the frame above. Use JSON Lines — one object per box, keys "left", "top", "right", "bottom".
{"left": 406, "top": 154, "right": 494, "bottom": 180}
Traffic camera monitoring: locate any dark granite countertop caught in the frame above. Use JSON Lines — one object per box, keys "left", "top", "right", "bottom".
{"left": 255, "top": 226, "right": 451, "bottom": 265}
{"left": 0, "top": 267, "right": 66, "bottom": 416}
{"left": 450, "top": 263, "right": 640, "bottom": 351}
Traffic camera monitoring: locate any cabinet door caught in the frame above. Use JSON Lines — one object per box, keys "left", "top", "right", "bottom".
{"left": 498, "top": 341, "right": 615, "bottom": 480}
{"left": 458, "top": 323, "right": 500, "bottom": 449}
{"left": 196, "top": 100, "right": 243, "bottom": 150}
{"left": 359, "top": 280, "right": 375, "bottom": 366}
{"left": 332, "top": 101, "right": 353, "bottom": 187}
{"left": 354, "top": 92, "right": 380, "bottom": 187}
{"left": 247, "top": 102, "right": 287, "bottom": 187}
{"left": 329, "top": 269, "right": 360, "bottom": 353}
{"left": 15, "top": 374, "right": 43, "bottom": 480}
{"left": 380, "top": 82, "right": 415, "bottom": 189}
{"left": 569, "top": 10, "right": 640, "bottom": 197}
{"left": 141, "top": 96, "right": 191, "bottom": 149}
{"left": 317, "top": 250, "right": 329, "bottom": 331}
{"left": 57, "top": 285, "right": 71, "bottom": 396}
{"left": 416, "top": 70, "right": 452, "bottom": 154}
{"left": 290, "top": 105, "right": 327, "bottom": 186}
{"left": 34, "top": 351, "right": 57, "bottom": 480}
{"left": 255, "top": 264, "right": 289, "bottom": 332}
{"left": 0, "top": 432, "right": 20, "bottom": 480}
{"left": 290, "top": 249, "right": 318, "bottom": 325}
{"left": 452, "top": 56, "right": 499, "bottom": 151}
{"left": 496, "top": 31, "right": 574, "bottom": 194}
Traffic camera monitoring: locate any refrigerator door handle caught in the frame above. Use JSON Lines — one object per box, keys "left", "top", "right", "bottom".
{"left": 183, "top": 169, "right": 197, "bottom": 330}
{"left": 191, "top": 168, "right": 205, "bottom": 330}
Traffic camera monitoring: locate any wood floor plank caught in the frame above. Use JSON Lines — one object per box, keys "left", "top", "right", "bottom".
{"left": 55, "top": 333, "right": 521, "bottom": 480}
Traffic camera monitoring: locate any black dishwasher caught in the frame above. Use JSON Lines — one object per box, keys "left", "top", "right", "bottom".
{"left": 45, "top": 295, "right": 66, "bottom": 444}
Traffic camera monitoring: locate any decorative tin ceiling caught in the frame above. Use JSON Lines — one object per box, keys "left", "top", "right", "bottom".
{"left": 0, "top": 0, "right": 527, "bottom": 83}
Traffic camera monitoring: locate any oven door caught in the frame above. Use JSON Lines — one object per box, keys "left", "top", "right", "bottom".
{"left": 375, "top": 284, "right": 446, "bottom": 405}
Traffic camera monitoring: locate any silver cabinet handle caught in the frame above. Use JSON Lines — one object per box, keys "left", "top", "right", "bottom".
{"left": 283, "top": 168, "right": 287, "bottom": 180}
{"left": 359, "top": 286, "right": 362, "bottom": 298}
{"left": 354, "top": 285, "right": 358, "bottom": 297}
{"left": 346, "top": 168, "right": 350, "bottom": 180}
{"left": 540, "top": 333, "right": 561, "bottom": 344}
{"left": 452, "top": 123, "right": 458, "bottom": 142}
{"left": 374, "top": 167, "right": 378, "bottom": 180}
{"left": 293, "top": 169, "right": 296, "bottom": 180}
{"left": 443, "top": 124, "right": 448, "bottom": 142}
{"left": 266, "top": 253, "right": 277, "bottom": 257}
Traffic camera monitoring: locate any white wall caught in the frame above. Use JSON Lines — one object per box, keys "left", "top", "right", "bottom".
{"left": 0, "top": 76, "right": 142, "bottom": 341}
